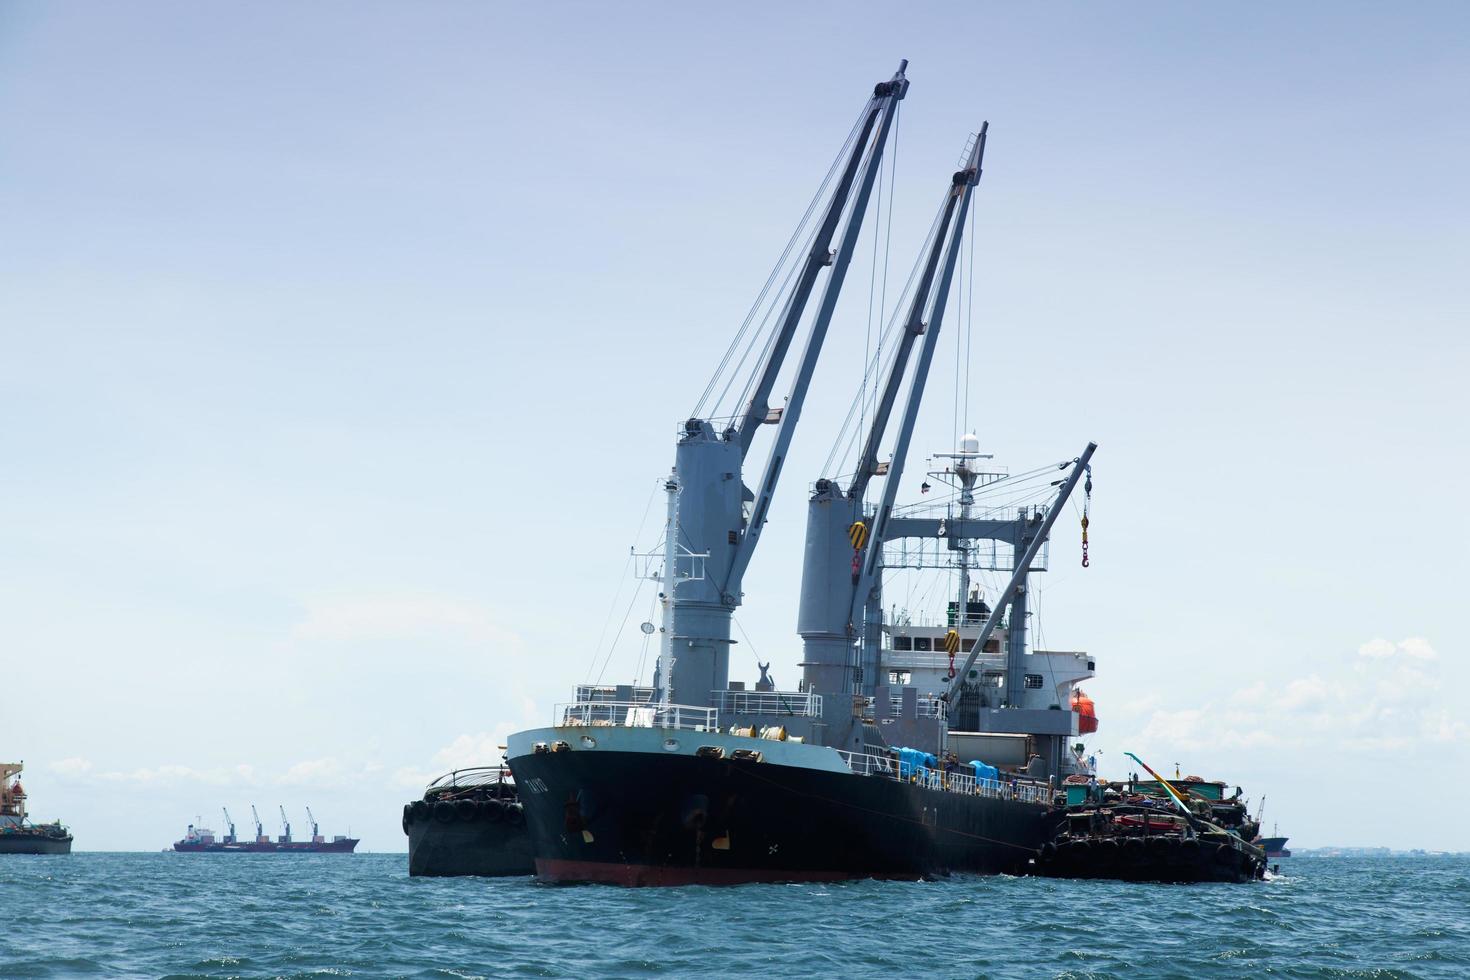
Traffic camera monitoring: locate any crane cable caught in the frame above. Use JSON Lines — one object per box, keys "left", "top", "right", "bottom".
{"left": 692, "top": 102, "right": 871, "bottom": 420}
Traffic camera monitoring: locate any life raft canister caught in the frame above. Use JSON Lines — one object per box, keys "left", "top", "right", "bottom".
{"left": 1071, "top": 688, "right": 1099, "bottom": 734}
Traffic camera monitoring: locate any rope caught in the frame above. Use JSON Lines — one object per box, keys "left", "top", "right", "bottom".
{"left": 583, "top": 479, "right": 660, "bottom": 680}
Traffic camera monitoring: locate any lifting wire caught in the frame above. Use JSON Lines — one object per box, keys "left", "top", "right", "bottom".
{"left": 584, "top": 480, "right": 660, "bottom": 681}
{"left": 632, "top": 590, "right": 658, "bottom": 687}
{"left": 716, "top": 256, "right": 807, "bottom": 418}
{"left": 965, "top": 196, "right": 975, "bottom": 437}
{"left": 821, "top": 190, "right": 948, "bottom": 477}
{"left": 731, "top": 616, "right": 763, "bottom": 675}
{"left": 692, "top": 103, "right": 870, "bottom": 420}
{"left": 592, "top": 576, "right": 649, "bottom": 684}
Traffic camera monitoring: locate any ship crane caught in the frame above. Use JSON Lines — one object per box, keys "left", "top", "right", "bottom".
{"left": 796, "top": 125, "right": 990, "bottom": 734}
{"left": 305, "top": 805, "right": 322, "bottom": 843}
{"left": 652, "top": 61, "right": 909, "bottom": 709}
{"left": 278, "top": 805, "right": 292, "bottom": 843}
{"left": 221, "top": 807, "right": 236, "bottom": 844}
{"left": 250, "top": 804, "right": 265, "bottom": 844}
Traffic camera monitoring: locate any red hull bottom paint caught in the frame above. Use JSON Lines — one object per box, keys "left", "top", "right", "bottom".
{"left": 535, "top": 858, "right": 923, "bottom": 887}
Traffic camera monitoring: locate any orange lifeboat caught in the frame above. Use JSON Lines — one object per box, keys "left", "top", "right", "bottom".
{"left": 1071, "top": 689, "right": 1099, "bottom": 734}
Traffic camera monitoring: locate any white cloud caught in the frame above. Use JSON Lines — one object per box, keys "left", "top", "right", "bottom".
{"left": 280, "top": 758, "right": 346, "bottom": 787}
{"left": 290, "top": 594, "right": 521, "bottom": 647}
{"left": 1129, "top": 636, "right": 1455, "bottom": 760}
{"left": 392, "top": 722, "right": 526, "bottom": 790}
{"left": 1358, "top": 637, "right": 1396, "bottom": 659}
{"left": 49, "top": 757, "right": 93, "bottom": 776}
{"left": 1359, "top": 636, "right": 1437, "bottom": 661}
{"left": 98, "top": 765, "right": 241, "bottom": 786}
{"left": 1397, "top": 637, "right": 1438, "bottom": 660}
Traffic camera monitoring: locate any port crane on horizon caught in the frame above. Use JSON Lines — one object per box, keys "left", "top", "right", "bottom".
{"left": 221, "top": 807, "right": 236, "bottom": 844}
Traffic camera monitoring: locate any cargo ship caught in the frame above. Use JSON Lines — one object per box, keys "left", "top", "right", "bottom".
{"left": 402, "top": 766, "right": 532, "bottom": 876}
{"left": 173, "top": 805, "right": 357, "bottom": 853}
{"left": 508, "top": 62, "right": 1106, "bottom": 885}
{"left": 0, "top": 762, "right": 73, "bottom": 855}
{"left": 1259, "top": 825, "right": 1291, "bottom": 858}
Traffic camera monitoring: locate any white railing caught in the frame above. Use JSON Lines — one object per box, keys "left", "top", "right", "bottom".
{"left": 835, "top": 750, "right": 1053, "bottom": 806}
{"left": 425, "top": 766, "right": 511, "bottom": 793}
{"left": 884, "top": 652, "right": 1006, "bottom": 673}
{"left": 714, "top": 690, "right": 823, "bottom": 717}
{"left": 574, "top": 684, "right": 656, "bottom": 705}
{"left": 876, "top": 694, "right": 948, "bottom": 719}
{"left": 557, "top": 701, "right": 718, "bottom": 732}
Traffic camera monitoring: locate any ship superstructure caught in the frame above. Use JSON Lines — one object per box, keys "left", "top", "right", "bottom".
{"left": 507, "top": 62, "right": 1100, "bottom": 884}
{"left": 0, "top": 762, "right": 73, "bottom": 855}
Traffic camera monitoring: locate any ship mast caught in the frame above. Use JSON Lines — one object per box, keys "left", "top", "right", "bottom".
{"left": 942, "top": 442, "right": 1097, "bottom": 705}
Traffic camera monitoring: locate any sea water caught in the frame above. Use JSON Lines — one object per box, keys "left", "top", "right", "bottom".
{"left": 1, "top": 853, "right": 1465, "bottom": 978}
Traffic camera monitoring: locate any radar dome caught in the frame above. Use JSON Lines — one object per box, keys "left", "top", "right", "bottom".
{"left": 959, "top": 433, "right": 981, "bottom": 456}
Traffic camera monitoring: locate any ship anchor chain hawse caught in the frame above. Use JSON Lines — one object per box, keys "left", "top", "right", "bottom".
{"left": 505, "top": 60, "right": 1110, "bottom": 886}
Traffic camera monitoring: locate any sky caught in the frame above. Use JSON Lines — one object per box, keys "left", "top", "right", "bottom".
{"left": 1, "top": 2, "right": 1467, "bottom": 852}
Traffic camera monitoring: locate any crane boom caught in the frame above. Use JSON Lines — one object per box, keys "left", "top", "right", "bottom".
{"left": 658, "top": 63, "right": 909, "bottom": 708}
{"left": 250, "top": 804, "right": 263, "bottom": 842}
{"left": 726, "top": 63, "right": 908, "bottom": 587}
{"left": 848, "top": 125, "right": 988, "bottom": 619}
{"left": 733, "top": 61, "right": 910, "bottom": 456}
{"left": 221, "top": 807, "right": 235, "bottom": 843}
{"left": 277, "top": 804, "right": 291, "bottom": 843}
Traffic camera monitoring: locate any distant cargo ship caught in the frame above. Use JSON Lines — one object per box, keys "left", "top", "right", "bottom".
{"left": 173, "top": 805, "right": 357, "bottom": 853}
{"left": 1259, "top": 826, "right": 1291, "bottom": 858}
{"left": 0, "top": 762, "right": 72, "bottom": 855}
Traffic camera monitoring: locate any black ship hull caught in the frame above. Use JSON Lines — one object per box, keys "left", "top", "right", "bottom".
{"left": 403, "top": 798, "right": 533, "bottom": 877}
{"left": 1034, "top": 835, "right": 1266, "bottom": 884}
{"left": 511, "top": 748, "right": 1058, "bottom": 885}
{"left": 1259, "top": 836, "right": 1290, "bottom": 858}
{"left": 0, "top": 833, "right": 72, "bottom": 855}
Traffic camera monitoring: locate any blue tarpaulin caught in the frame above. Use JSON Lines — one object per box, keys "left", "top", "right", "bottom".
{"left": 898, "top": 747, "right": 937, "bottom": 779}
{"left": 968, "top": 759, "right": 1000, "bottom": 789}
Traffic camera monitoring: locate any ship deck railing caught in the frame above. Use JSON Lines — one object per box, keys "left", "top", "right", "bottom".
{"left": 425, "top": 766, "right": 512, "bottom": 793}
{"left": 713, "top": 690, "right": 823, "bottom": 717}
{"left": 557, "top": 701, "right": 719, "bottom": 732}
{"left": 836, "top": 750, "right": 1053, "bottom": 806}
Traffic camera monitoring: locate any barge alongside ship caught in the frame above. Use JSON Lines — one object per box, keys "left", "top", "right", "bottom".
{"left": 508, "top": 61, "right": 1111, "bottom": 885}
{"left": 1035, "top": 770, "right": 1267, "bottom": 883}
{"left": 402, "top": 766, "right": 532, "bottom": 877}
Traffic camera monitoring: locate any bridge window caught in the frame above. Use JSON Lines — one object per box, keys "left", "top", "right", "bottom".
{"left": 892, "top": 636, "right": 912, "bottom": 651}
{"left": 913, "top": 637, "right": 932, "bottom": 652}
